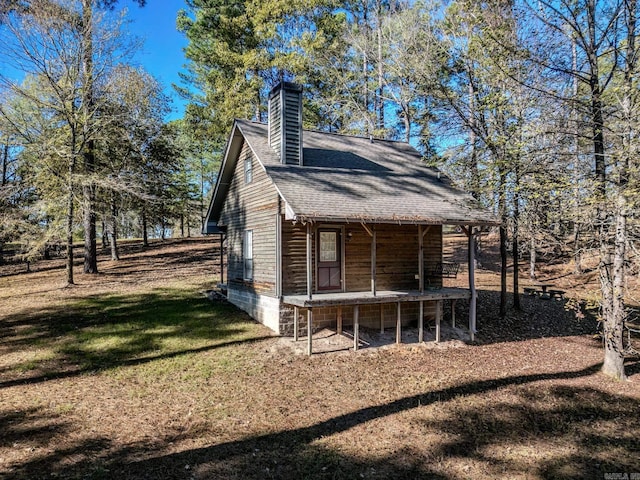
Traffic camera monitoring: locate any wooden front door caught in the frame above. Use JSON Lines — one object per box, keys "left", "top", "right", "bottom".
{"left": 317, "top": 228, "right": 342, "bottom": 291}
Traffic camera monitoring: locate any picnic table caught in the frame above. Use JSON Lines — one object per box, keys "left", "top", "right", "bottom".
{"left": 535, "top": 283, "right": 553, "bottom": 297}
{"left": 523, "top": 283, "right": 565, "bottom": 300}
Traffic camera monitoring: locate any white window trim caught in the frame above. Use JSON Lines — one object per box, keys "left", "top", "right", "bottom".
{"left": 243, "top": 230, "right": 253, "bottom": 281}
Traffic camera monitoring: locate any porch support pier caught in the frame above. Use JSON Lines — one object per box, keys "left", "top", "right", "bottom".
{"left": 283, "top": 288, "right": 471, "bottom": 355}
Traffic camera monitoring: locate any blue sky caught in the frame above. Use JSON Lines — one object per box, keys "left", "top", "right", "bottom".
{"left": 126, "top": 1, "right": 188, "bottom": 120}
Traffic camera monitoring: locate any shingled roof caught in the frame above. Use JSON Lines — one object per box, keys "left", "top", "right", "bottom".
{"left": 206, "top": 119, "right": 498, "bottom": 229}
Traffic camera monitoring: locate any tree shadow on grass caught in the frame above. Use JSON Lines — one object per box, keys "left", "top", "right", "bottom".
{"left": 6, "top": 362, "right": 640, "bottom": 479}
{"left": 0, "top": 288, "right": 272, "bottom": 388}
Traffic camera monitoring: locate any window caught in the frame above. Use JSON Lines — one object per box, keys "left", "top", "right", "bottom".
{"left": 243, "top": 230, "right": 253, "bottom": 280}
{"left": 319, "top": 231, "right": 337, "bottom": 262}
{"left": 244, "top": 155, "right": 253, "bottom": 184}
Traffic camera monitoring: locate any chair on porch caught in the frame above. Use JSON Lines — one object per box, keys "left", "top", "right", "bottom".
{"left": 424, "top": 261, "right": 460, "bottom": 289}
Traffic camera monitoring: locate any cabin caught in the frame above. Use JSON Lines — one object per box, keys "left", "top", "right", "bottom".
{"left": 204, "top": 82, "right": 499, "bottom": 354}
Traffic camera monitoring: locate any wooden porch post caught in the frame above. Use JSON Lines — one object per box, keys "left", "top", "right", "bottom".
{"left": 418, "top": 225, "right": 424, "bottom": 293}
{"left": 371, "top": 227, "right": 377, "bottom": 296}
{"left": 396, "top": 302, "right": 401, "bottom": 344}
{"left": 306, "top": 222, "right": 312, "bottom": 300}
{"left": 307, "top": 308, "right": 313, "bottom": 355}
{"left": 419, "top": 300, "right": 424, "bottom": 343}
{"left": 353, "top": 305, "right": 359, "bottom": 351}
{"left": 294, "top": 306, "right": 299, "bottom": 341}
{"left": 468, "top": 227, "right": 476, "bottom": 342}
{"left": 380, "top": 305, "right": 384, "bottom": 333}
{"left": 361, "top": 223, "right": 377, "bottom": 296}
{"left": 337, "top": 306, "right": 343, "bottom": 335}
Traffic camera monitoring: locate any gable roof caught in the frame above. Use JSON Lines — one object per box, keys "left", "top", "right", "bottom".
{"left": 205, "top": 119, "right": 498, "bottom": 232}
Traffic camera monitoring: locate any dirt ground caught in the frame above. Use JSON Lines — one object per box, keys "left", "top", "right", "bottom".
{"left": 1, "top": 236, "right": 639, "bottom": 479}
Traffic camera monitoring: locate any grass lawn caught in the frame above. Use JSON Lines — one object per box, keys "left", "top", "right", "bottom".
{"left": 0, "top": 238, "right": 639, "bottom": 479}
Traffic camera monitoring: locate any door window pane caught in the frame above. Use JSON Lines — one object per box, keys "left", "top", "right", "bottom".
{"left": 319, "top": 231, "right": 337, "bottom": 262}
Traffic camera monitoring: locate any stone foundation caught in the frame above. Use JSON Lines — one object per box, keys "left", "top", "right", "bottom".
{"left": 227, "top": 288, "right": 281, "bottom": 332}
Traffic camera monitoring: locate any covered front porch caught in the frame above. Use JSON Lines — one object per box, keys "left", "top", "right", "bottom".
{"left": 281, "top": 222, "right": 481, "bottom": 355}
{"left": 283, "top": 287, "right": 473, "bottom": 355}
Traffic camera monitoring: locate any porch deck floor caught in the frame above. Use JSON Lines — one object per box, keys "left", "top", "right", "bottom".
{"left": 282, "top": 287, "right": 470, "bottom": 308}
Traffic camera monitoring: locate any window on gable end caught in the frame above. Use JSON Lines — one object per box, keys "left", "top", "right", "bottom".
{"left": 244, "top": 155, "right": 253, "bottom": 184}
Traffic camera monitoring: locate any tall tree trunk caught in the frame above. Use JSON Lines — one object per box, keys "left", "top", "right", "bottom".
{"left": 573, "top": 225, "right": 582, "bottom": 273}
{"left": 82, "top": 0, "right": 97, "bottom": 274}
{"left": 583, "top": 0, "right": 625, "bottom": 379}
{"left": 254, "top": 85, "right": 261, "bottom": 122}
{"left": 109, "top": 195, "right": 119, "bottom": 261}
{"left": 1, "top": 143, "right": 8, "bottom": 186}
{"left": 141, "top": 206, "right": 148, "bottom": 247}
{"left": 571, "top": 34, "right": 583, "bottom": 274}
{"left": 101, "top": 217, "right": 108, "bottom": 249}
{"left": 401, "top": 102, "right": 411, "bottom": 142}
{"left": 467, "top": 75, "right": 480, "bottom": 201}
{"left": 0, "top": 141, "right": 6, "bottom": 266}
{"left": 200, "top": 157, "right": 205, "bottom": 230}
{"left": 376, "top": 0, "right": 384, "bottom": 133}
{"left": 512, "top": 166, "right": 521, "bottom": 310}
{"left": 604, "top": 206, "right": 628, "bottom": 379}
{"left": 602, "top": 0, "right": 635, "bottom": 380}
{"left": 498, "top": 164, "right": 508, "bottom": 317}
{"left": 186, "top": 203, "right": 191, "bottom": 238}
{"left": 66, "top": 149, "right": 76, "bottom": 286}
{"left": 361, "top": 2, "right": 370, "bottom": 136}
{"left": 529, "top": 232, "right": 536, "bottom": 280}
{"left": 180, "top": 213, "right": 185, "bottom": 238}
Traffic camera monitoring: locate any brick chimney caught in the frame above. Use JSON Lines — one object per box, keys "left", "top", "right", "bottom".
{"left": 268, "top": 82, "right": 303, "bottom": 166}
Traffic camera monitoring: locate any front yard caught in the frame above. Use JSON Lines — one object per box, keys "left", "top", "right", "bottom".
{"left": 1, "top": 238, "right": 638, "bottom": 479}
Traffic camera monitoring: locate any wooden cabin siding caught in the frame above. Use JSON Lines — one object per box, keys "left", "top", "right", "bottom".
{"left": 281, "top": 222, "right": 443, "bottom": 295}
{"left": 423, "top": 225, "right": 443, "bottom": 289}
{"left": 344, "top": 224, "right": 442, "bottom": 292}
{"left": 281, "top": 220, "right": 315, "bottom": 295}
{"left": 219, "top": 141, "right": 279, "bottom": 296}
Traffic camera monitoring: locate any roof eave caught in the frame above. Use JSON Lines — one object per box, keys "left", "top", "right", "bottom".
{"left": 287, "top": 213, "right": 500, "bottom": 226}
{"left": 204, "top": 121, "right": 244, "bottom": 225}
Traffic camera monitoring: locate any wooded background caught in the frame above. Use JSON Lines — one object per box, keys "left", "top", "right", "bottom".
{"left": 1, "top": 0, "right": 638, "bottom": 379}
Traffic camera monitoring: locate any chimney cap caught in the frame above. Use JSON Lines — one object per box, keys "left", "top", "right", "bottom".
{"left": 268, "top": 81, "right": 303, "bottom": 99}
